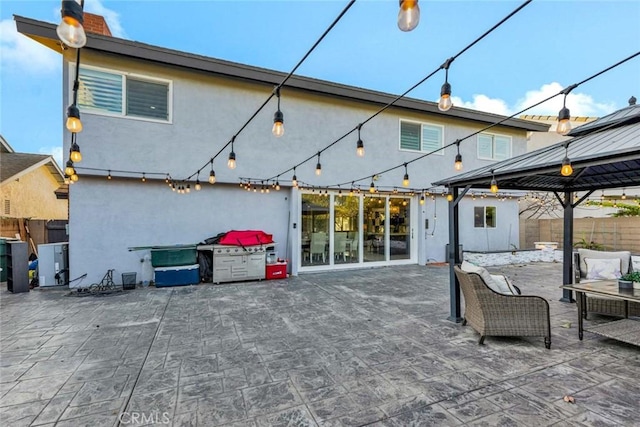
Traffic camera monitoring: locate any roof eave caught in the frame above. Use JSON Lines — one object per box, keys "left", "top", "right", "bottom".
{"left": 14, "top": 14, "right": 549, "bottom": 133}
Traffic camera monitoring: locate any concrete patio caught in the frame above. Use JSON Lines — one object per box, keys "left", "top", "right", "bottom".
{"left": 1, "top": 262, "right": 639, "bottom": 426}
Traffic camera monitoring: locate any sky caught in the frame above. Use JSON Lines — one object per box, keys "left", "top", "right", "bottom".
{"left": 1, "top": 0, "right": 639, "bottom": 167}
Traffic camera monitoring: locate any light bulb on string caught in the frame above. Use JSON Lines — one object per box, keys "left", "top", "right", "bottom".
{"left": 402, "top": 163, "right": 410, "bottom": 187}
{"left": 560, "top": 144, "right": 573, "bottom": 176}
{"left": 369, "top": 178, "right": 376, "bottom": 194}
{"left": 107, "top": 170, "right": 112, "bottom": 180}
{"left": 209, "top": 161, "right": 216, "bottom": 184}
{"left": 315, "top": 152, "right": 322, "bottom": 176}
{"left": 556, "top": 85, "right": 576, "bottom": 135}
{"left": 66, "top": 104, "right": 83, "bottom": 133}
{"left": 292, "top": 168, "right": 298, "bottom": 188}
{"left": 490, "top": 170, "right": 499, "bottom": 193}
{"left": 356, "top": 124, "right": 365, "bottom": 157}
{"left": 275, "top": 179, "right": 281, "bottom": 191}
{"left": 70, "top": 172, "right": 79, "bottom": 182}
{"left": 64, "top": 160, "right": 75, "bottom": 177}
{"left": 438, "top": 58, "right": 454, "bottom": 112}
{"left": 227, "top": 137, "right": 237, "bottom": 170}
{"left": 141, "top": 173, "right": 146, "bottom": 182}
{"left": 420, "top": 195, "right": 425, "bottom": 205}
{"left": 453, "top": 140, "right": 462, "bottom": 171}
{"left": 397, "top": 0, "right": 420, "bottom": 32}
{"left": 272, "top": 87, "right": 285, "bottom": 137}
{"left": 57, "top": 0, "right": 86, "bottom": 48}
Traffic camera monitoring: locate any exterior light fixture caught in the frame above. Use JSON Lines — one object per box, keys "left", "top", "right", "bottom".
{"left": 57, "top": 0, "right": 86, "bottom": 48}
{"left": 402, "top": 163, "right": 410, "bottom": 187}
{"left": 490, "top": 171, "right": 499, "bottom": 194}
{"left": 356, "top": 124, "right": 365, "bottom": 157}
{"left": 560, "top": 144, "right": 573, "bottom": 176}
{"left": 195, "top": 179, "right": 201, "bottom": 191}
{"left": 292, "top": 168, "right": 298, "bottom": 188}
{"left": 621, "top": 190, "right": 626, "bottom": 200}
{"left": 275, "top": 179, "right": 281, "bottom": 191}
{"left": 397, "top": 0, "right": 420, "bottom": 32}
{"left": 272, "top": 87, "right": 284, "bottom": 137}
{"left": 557, "top": 84, "right": 577, "bottom": 135}
{"left": 420, "top": 194, "right": 425, "bottom": 205}
{"left": 186, "top": 184, "right": 191, "bottom": 193}
{"left": 107, "top": 170, "right": 112, "bottom": 180}
{"left": 209, "top": 170, "right": 216, "bottom": 184}
{"left": 69, "top": 140, "right": 82, "bottom": 163}
{"left": 369, "top": 179, "right": 376, "bottom": 194}
{"left": 315, "top": 152, "right": 322, "bottom": 176}
{"left": 453, "top": 140, "right": 462, "bottom": 171}
{"left": 141, "top": 173, "right": 146, "bottom": 182}
{"left": 438, "top": 58, "right": 454, "bottom": 112}
{"left": 64, "top": 160, "right": 75, "bottom": 177}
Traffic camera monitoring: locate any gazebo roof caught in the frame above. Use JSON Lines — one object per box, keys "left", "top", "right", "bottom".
{"left": 433, "top": 103, "right": 640, "bottom": 193}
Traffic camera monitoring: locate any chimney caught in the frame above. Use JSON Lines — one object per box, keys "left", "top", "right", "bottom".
{"left": 83, "top": 13, "right": 112, "bottom": 36}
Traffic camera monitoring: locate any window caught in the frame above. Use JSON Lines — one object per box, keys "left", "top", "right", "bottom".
{"left": 76, "top": 65, "right": 171, "bottom": 121}
{"left": 400, "top": 120, "right": 443, "bottom": 153}
{"left": 477, "top": 133, "right": 511, "bottom": 160}
{"left": 474, "top": 206, "right": 496, "bottom": 228}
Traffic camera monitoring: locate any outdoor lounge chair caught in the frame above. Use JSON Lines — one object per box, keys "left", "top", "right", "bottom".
{"left": 454, "top": 266, "right": 551, "bottom": 349}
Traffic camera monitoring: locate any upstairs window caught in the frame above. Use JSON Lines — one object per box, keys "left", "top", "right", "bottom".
{"left": 76, "top": 65, "right": 171, "bottom": 122}
{"left": 399, "top": 120, "right": 444, "bottom": 154}
{"left": 477, "top": 133, "right": 511, "bottom": 160}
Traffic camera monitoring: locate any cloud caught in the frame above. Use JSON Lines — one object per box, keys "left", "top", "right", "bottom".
{"left": 39, "top": 146, "right": 64, "bottom": 169}
{"left": 0, "top": 19, "right": 59, "bottom": 74}
{"left": 84, "top": 0, "right": 126, "bottom": 38}
{"left": 450, "top": 82, "right": 617, "bottom": 118}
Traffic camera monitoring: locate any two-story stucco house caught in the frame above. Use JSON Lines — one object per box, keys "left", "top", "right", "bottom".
{"left": 15, "top": 14, "right": 548, "bottom": 286}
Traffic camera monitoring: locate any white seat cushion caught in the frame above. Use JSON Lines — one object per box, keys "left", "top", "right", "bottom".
{"left": 461, "top": 261, "right": 517, "bottom": 295}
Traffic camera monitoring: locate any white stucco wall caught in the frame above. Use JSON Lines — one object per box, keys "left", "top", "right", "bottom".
{"left": 62, "top": 50, "right": 527, "bottom": 282}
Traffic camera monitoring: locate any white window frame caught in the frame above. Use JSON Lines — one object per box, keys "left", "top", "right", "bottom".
{"left": 476, "top": 132, "right": 512, "bottom": 160}
{"left": 398, "top": 119, "right": 444, "bottom": 155}
{"left": 69, "top": 63, "right": 173, "bottom": 124}
{"left": 474, "top": 206, "right": 497, "bottom": 229}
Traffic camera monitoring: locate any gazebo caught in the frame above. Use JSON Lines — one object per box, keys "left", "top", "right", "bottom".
{"left": 434, "top": 98, "right": 640, "bottom": 321}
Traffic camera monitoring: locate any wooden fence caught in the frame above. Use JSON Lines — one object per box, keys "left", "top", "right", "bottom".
{"left": 1, "top": 218, "right": 68, "bottom": 255}
{"left": 521, "top": 217, "right": 640, "bottom": 253}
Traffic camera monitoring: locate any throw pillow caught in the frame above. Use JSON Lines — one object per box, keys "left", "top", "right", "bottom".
{"left": 461, "top": 261, "right": 516, "bottom": 295}
{"left": 584, "top": 258, "right": 622, "bottom": 280}
{"left": 632, "top": 255, "right": 640, "bottom": 272}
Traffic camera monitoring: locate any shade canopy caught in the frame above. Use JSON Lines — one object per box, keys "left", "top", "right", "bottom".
{"left": 433, "top": 102, "right": 640, "bottom": 193}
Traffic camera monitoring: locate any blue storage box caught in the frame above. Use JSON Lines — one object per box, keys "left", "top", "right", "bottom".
{"left": 154, "top": 264, "right": 200, "bottom": 287}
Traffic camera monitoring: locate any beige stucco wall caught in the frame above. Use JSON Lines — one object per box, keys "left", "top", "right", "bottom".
{"left": 1, "top": 166, "right": 68, "bottom": 219}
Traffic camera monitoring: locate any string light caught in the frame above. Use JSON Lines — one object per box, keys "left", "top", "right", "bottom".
{"left": 292, "top": 167, "right": 298, "bottom": 188}
{"left": 453, "top": 139, "right": 462, "bottom": 171}
{"left": 275, "top": 179, "right": 281, "bottom": 191}
{"left": 356, "top": 124, "right": 365, "bottom": 157}
{"left": 446, "top": 191, "right": 454, "bottom": 202}
{"left": 397, "top": 0, "right": 420, "bottom": 32}
{"left": 369, "top": 177, "right": 375, "bottom": 194}
{"left": 560, "top": 143, "right": 573, "bottom": 176}
{"left": 557, "top": 84, "right": 576, "bottom": 135}
{"left": 186, "top": 184, "right": 191, "bottom": 193}
{"left": 227, "top": 137, "right": 236, "bottom": 170}
{"left": 66, "top": 104, "right": 82, "bottom": 133}
{"left": 490, "top": 170, "right": 499, "bottom": 193}
{"left": 315, "top": 152, "right": 322, "bottom": 176}
{"left": 64, "top": 160, "right": 75, "bottom": 177}
{"left": 57, "top": 0, "right": 86, "bottom": 48}
{"left": 438, "top": 58, "right": 453, "bottom": 112}
{"left": 272, "top": 87, "right": 284, "bottom": 137}
{"left": 70, "top": 172, "right": 79, "bottom": 182}
{"left": 402, "top": 163, "right": 409, "bottom": 187}
{"left": 621, "top": 189, "right": 626, "bottom": 200}
{"left": 107, "top": 170, "right": 112, "bottom": 180}
{"left": 195, "top": 171, "right": 202, "bottom": 191}
{"left": 141, "top": 172, "right": 146, "bottom": 182}
{"left": 209, "top": 161, "right": 216, "bottom": 184}
{"left": 420, "top": 194, "right": 425, "bottom": 205}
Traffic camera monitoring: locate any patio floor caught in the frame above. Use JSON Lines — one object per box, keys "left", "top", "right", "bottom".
{"left": 1, "top": 263, "right": 639, "bottom": 426}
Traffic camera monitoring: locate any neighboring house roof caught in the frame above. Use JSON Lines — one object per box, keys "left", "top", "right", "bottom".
{"left": 0, "top": 137, "right": 65, "bottom": 187}
{"left": 433, "top": 103, "right": 640, "bottom": 192}
{"left": 13, "top": 15, "right": 549, "bottom": 134}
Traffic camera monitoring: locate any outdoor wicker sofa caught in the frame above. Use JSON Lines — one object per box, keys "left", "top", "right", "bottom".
{"left": 454, "top": 266, "right": 551, "bottom": 349}
{"left": 573, "top": 249, "right": 640, "bottom": 318}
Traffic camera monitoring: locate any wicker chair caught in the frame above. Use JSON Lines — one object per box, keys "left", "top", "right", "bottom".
{"left": 573, "top": 250, "right": 640, "bottom": 318}
{"left": 454, "top": 266, "right": 551, "bottom": 349}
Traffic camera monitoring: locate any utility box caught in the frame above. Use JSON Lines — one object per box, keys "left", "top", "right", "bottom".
{"left": 38, "top": 243, "right": 69, "bottom": 287}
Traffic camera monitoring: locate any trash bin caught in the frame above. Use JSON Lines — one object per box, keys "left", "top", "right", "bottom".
{"left": 122, "top": 272, "right": 137, "bottom": 290}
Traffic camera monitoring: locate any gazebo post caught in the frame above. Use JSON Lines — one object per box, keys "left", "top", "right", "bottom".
{"left": 560, "top": 190, "right": 575, "bottom": 303}
{"left": 448, "top": 186, "right": 463, "bottom": 322}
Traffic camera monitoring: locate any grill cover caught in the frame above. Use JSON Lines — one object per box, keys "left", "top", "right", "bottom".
{"left": 216, "top": 230, "right": 273, "bottom": 247}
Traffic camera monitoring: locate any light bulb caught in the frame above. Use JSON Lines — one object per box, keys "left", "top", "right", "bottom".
{"left": 556, "top": 107, "right": 571, "bottom": 135}
{"left": 446, "top": 193, "right": 454, "bottom": 202}
{"left": 70, "top": 143, "right": 82, "bottom": 163}
{"left": 107, "top": 171, "right": 112, "bottom": 180}
{"left": 272, "top": 110, "right": 284, "bottom": 137}
{"left": 292, "top": 175, "right": 298, "bottom": 188}
{"left": 356, "top": 139, "right": 365, "bottom": 157}
{"left": 420, "top": 196, "right": 425, "bottom": 205}
{"left": 66, "top": 105, "right": 82, "bottom": 132}
{"left": 369, "top": 182, "right": 375, "bottom": 193}
{"left": 275, "top": 181, "right": 280, "bottom": 191}
{"left": 64, "top": 160, "right": 75, "bottom": 177}
{"left": 186, "top": 184, "right": 190, "bottom": 193}
{"left": 209, "top": 170, "right": 216, "bottom": 184}
{"left": 560, "top": 157, "right": 573, "bottom": 176}
{"left": 397, "top": 0, "right": 420, "bottom": 32}
{"left": 621, "top": 192, "right": 626, "bottom": 200}
{"left": 227, "top": 152, "right": 236, "bottom": 169}
{"left": 195, "top": 180, "right": 201, "bottom": 191}
{"left": 490, "top": 178, "right": 499, "bottom": 193}
{"left": 403, "top": 173, "right": 410, "bottom": 187}
{"left": 454, "top": 153, "right": 463, "bottom": 171}
{"left": 315, "top": 163, "right": 322, "bottom": 176}
{"left": 57, "top": 16, "right": 86, "bottom": 48}
{"left": 70, "top": 173, "right": 79, "bottom": 182}
{"left": 438, "top": 82, "right": 452, "bottom": 112}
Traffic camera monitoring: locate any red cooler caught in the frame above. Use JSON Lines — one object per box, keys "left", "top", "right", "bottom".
{"left": 266, "top": 262, "right": 287, "bottom": 280}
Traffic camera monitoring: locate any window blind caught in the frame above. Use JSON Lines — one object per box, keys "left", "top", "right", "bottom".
{"left": 78, "top": 68, "right": 123, "bottom": 114}
{"left": 400, "top": 122, "right": 421, "bottom": 151}
{"left": 127, "top": 79, "right": 169, "bottom": 120}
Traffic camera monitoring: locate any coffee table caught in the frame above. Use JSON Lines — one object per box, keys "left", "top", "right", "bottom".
{"left": 561, "top": 281, "right": 640, "bottom": 346}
